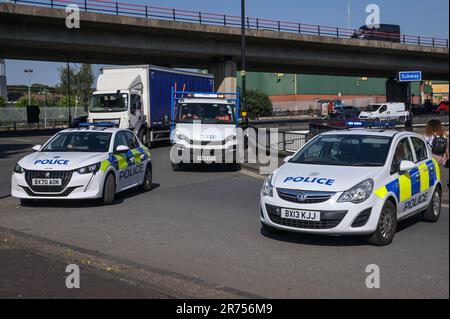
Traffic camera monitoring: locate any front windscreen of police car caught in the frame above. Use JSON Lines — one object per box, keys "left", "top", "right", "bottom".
{"left": 260, "top": 130, "right": 442, "bottom": 246}
{"left": 11, "top": 128, "right": 152, "bottom": 205}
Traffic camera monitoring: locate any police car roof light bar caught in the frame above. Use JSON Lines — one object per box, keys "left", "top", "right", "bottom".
{"left": 78, "top": 122, "right": 115, "bottom": 128}
{"left": 346, "top": 120, "right": 398, "bottom": 129}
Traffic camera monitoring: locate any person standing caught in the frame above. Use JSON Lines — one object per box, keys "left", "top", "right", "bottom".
{"left": 425, "top": 119, "right": 449, "bottom": 187}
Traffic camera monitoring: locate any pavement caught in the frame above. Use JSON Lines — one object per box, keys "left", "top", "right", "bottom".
{"left": 0, "top": 248, "right": 169, "bottom": 299}
{"left": 0, "top": 132, "right": 448, "bottom": 299}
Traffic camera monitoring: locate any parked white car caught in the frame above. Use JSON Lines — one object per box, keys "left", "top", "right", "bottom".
{"left": 260, "top": 129, "right": 442, "bottom": 246}
{"left": 359, "top": 103, "right": 409, "bottom": 122}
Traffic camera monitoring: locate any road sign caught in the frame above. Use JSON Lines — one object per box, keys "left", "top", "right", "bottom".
{"left": 398, "top": 71, "right": 422, "bottom": 82}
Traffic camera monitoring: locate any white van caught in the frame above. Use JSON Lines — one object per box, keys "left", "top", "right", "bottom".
{"left": 359, "top": 103, "right": 409, "bottom": 122}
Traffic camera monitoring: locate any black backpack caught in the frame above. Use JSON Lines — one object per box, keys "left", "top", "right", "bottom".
{"left": 431, "top": 135, "right": 448, "bottom": 156}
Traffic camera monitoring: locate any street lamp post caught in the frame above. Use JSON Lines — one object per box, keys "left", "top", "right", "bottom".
{"left": 43, "top": 88, "right": 49, "bottom": 128}
{"left": 241, "top": 0, "right": 247, "bottom": 125}
{"left": 347, "top": 0, "right": 352, "bottom": 29}
{"left": 67, "top": 57, "right": 72, "bottom": 127}
{"left": 24, "top": 68, "right": 33, "bottom": 106}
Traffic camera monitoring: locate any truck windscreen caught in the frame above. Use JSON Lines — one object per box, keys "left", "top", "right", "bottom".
{"left": 178, "top": 103, "right": 235, "bottom": 124}
{"left": 90, "top": 93, "right": 128, "bottom": 113}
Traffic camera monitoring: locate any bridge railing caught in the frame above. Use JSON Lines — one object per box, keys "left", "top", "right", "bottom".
{"left": 5, "top": 0, "right": 449, "bottom": 48}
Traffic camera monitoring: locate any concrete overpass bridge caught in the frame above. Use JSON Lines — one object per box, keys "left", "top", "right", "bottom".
{"left": 0, "top": 1, "right": 448, "bottom": 91}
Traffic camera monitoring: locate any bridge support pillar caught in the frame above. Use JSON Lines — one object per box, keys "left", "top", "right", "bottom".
{"left": 209, "top": 60, "right": 237, "bottom": 93}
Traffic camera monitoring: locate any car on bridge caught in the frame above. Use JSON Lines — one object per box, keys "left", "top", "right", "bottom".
{"left": 11, "top": 125, "right": 152, "bottom": 205}
{"left": 260, "top": 129, "right": 442, "bottom": 246}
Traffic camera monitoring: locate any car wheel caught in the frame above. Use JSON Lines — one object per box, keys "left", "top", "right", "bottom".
{"left": 369, "top": 200, "right": 397, "bottom": 246}
{"left": 101, "top": 173, "right": 116, "bottom": 205}
{"left": 138, "top": 129, "right": 147, "bottom": 146}
{"left": 141, "top": 165, "right": 152, "bottom": 192}
{"left": 399, "top": 116, "right": 406, "bottom": 123}
{"left": 423, "top": 188, "right": 442, "bottom": 222}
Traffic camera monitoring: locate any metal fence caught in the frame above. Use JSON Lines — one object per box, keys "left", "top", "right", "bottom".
{"left": 250, "top": 127, "right": 309, "bottom": 154}
{"left": 0, "top": 107, "right": 86, "bottom": 130}
{"left": 5, "top": 0, "right": 449, "bottom": 48}
{"left": 278, "top": 131, "right": 309, "bottom": 153}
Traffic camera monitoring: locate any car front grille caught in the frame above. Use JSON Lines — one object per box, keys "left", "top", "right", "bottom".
{"left": 265, "top": 204, "right": 347, "bottom": 230}
{"left": 21, "top": 186, "right": 79, "bottom": 197}
{"left": 25, "top": 170, "right": 73, "bottom": 193}
{"left": 188, "top": 139, "right": 226, "bottom": 146}
{"left": 276, "top": 188, "right": 335, "bottom": 204}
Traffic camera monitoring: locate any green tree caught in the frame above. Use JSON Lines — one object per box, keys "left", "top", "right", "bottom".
{"left": 245, "top": 89, "right": 273, "bottom": 119}
{"left": 57, "top": 63, "right": 94, "bottom": 108}
{"left": 57, "top": 95, "right": 71, "bottom": 108}
{"left": 16, "top": 96, "right": 42, "bottom": 107}
{"left": 0, "top": 96, "right": 6, "bottom": 107}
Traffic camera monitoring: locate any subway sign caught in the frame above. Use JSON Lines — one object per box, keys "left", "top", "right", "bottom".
{"left": 398, "top": 71, "right": 422, "bottom": 82}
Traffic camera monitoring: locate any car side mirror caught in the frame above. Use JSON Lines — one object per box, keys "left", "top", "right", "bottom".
{"left": 32, "top": 145, "right": 42, "bottom": 152}
{"left": 284, "top": 155, "right": 293, "bottom": 163}
{"left": 400, "top": 160, "right": 415, "bottom": 172}
{"left": 115, "top": 145, "right": 130, "bottom": 153}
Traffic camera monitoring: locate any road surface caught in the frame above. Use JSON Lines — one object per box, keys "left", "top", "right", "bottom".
{"left": 0, "top": 133, "right": 448, "bottom": 298}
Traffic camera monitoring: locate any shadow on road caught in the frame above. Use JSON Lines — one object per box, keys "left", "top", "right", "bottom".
{"left": 260, "top": 214, "right": 431, "bottom": 247}
{"left": 18, "top": 183, "right": 161, "bottom": 209}
{"left": 0, "top": 143, "right": 33, "bottom": 159}
{"left": 260, "top": 227, "right": 368, "bottom": 247}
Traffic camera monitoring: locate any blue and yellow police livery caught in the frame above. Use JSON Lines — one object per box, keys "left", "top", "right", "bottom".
{"left": 260, "top": 129, "right": 442, "bottom": 246}
{"left": 11, "top": 127, "right": 152, "bottom": 205}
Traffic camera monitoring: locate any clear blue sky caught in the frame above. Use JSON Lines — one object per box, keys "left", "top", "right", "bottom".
{"left": 5, "top": 0, "right": 449, "bottom": 85}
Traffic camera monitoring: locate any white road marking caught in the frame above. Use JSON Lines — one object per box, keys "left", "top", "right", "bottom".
{"left": 240, "top": 169, "right": 265, "bottom": 180}
{"left": 4, "top": 138, "right": 33, "bottom": 143}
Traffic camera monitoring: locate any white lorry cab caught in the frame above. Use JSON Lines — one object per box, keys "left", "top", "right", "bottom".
{"left": 170, "top": 91, "right": 241, "bottom": 171}
{"left": 11, "top": 125, "right": 152, "bottom": 205}
{"left": 260, "top": 129, "right": 442, "bottom": 246}
{"left": 359, "top": 102, "right": 409, "bottom": 122}
{"left": 88, "top": 65, "right": 214, "bottom": 146}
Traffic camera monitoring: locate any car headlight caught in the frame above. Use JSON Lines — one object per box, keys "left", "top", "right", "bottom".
{"left": 13, "top": 164, "right": 24, "bottom": 174}
{"left": 338, "top": 179, "right": 374, "bottom": 204}
{"left": 261, "top": 174, "right": 274, "bottom": 197}
{"left": 76, "top": 163, "right": 101, "bottom": 174}
{"left": 175, "top": 132, "right": 189, "bottom": 143}
{"left": 225, "top": 133, "right": 237, "bottom": 144}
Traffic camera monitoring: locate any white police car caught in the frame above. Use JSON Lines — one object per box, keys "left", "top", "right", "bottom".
{"left": 260, "top": 129, "right": 442, "bottom": 246}
{"left": 11, "top": 126, "right": 152, "bottom": 205}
